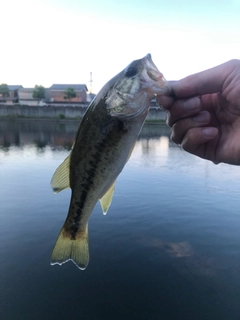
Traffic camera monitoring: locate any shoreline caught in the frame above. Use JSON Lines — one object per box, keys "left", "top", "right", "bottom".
{"left": 0, "top": 104, "right": 166, "bottom": 122}
{"left": 0, "top": 116, "right": 166, "bottom": 125}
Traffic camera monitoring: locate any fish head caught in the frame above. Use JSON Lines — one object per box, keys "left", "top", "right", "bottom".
{"left": 105, "top": 54, "right": 171, "bottom": 119}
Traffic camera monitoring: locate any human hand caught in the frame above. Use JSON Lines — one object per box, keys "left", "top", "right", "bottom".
{"left": 157, "top": 59, "right": 240, "bottom": 165}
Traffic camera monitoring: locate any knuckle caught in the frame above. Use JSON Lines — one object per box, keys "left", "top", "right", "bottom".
{"left": 228, "top": 59, "right": 240, "bottom": 68}
{"left": 165, "top": 111, "right": 172, "bottom": 127}
{"left": 181, "top": 134, "right": 194, "bottom": 153}
{"left": 181, "top": 128, "right": 200, "bottom": 153}
{"left": 181, "top": 138, "right": 189, "bottom": 151}
{"left": 170, "top": 123, "right": 183, "bottom": 144}
{"left": 170, "top": 130, "right": 178, "bottom": 144}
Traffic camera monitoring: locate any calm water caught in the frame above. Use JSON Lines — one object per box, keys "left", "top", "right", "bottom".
{"left": 1, "top": 119, "right": 240, "bottom": 320}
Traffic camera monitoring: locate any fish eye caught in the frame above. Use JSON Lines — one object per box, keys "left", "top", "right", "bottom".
{"left": 125, "top": 67, "right": 137, "bottom": 78}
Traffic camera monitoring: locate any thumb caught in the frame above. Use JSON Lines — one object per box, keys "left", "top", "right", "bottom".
{"left": 171, "top": 60, "right": 237, "bottom": 98}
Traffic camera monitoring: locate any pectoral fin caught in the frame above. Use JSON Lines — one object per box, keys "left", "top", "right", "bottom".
{"left": 99, "top": 181, "right": 116, "bottom": 215}
{"left": 51, "top": 154, "right": 71, "bottom": 193}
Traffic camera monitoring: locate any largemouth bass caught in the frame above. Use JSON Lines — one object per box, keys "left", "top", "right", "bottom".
{"left": 50, "top": 54, "right": 170, "bottom": 269}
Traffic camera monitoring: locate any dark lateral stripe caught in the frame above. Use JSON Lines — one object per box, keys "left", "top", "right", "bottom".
{"left": 70, "top": 140, "right": 106, "bottom": 239}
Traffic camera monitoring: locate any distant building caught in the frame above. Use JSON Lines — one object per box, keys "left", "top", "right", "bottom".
{"left": 49, "top": 84, "right": 88, "bottom": 103}
{"left": 87, "top": 93, "right": 96, "bottom": 103}
{"left": 8, "top": 85, "right": 23, "bottom": 103}
{"left": 0, "top": 85, "right": 23, "bottom": 104}
{"left": 18, "top": 88, "right": 39, "bottom": 106}
{"left": 1, "top": 83, "right": 89, "bottom": 106}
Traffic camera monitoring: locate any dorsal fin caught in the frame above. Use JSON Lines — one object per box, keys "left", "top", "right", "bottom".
{"left": 51, "top": 154, "right": 71, "bottom": 193}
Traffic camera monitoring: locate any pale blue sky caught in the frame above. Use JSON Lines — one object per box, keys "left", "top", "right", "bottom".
{"left": 1, "top": 0, "right": 240, "bottom": 93}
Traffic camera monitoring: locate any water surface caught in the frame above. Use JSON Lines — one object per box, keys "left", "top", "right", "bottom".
{"left": 1, "top": 119, "right": 240, "bottom": 320}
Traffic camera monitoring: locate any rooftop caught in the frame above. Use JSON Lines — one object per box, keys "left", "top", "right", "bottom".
{"left": 7, "top": 85, "right": 23, "bottom": 91}
{"left": 50, "top": 84, "right": 88, "bottom": 91}
{"left": 18, "top": 88, "right": 35, "bottom": 92}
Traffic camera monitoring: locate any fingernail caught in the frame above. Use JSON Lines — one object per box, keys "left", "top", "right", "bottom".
{"left": 193, "top": 111, "right": 209, "bottom": 123}
{"left": 202, "top": 127, "right": 218, "bottom": 137}
{"left": 185, "top": 97, "right": 200, "bottom": 110}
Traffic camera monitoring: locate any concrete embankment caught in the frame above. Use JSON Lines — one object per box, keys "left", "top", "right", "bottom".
{"left": 0, "top": 104, "right": 166, "bottom": 121}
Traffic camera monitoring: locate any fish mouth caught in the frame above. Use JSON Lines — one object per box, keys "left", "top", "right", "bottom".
{"left": 142, "top": 54, "right": 171, "bottom": 95}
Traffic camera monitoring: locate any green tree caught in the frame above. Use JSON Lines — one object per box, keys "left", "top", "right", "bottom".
{"left": 32, "top": 85, "right": 45, "bottom": 103}
{"left": 0, "top": 83, "right": 9, "bottom": 97}
{"left": 64, "top": 87, "right": 76, "bottom": 102}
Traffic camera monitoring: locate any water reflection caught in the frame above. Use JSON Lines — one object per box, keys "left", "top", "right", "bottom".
{"left": 0, "top": 120, "right": 171, "bottom": 152}
{"left": 0, "top": 120, "right": 76, "bottom": 151}
{"left": 2, "top": 119, "right": 240, "bottom": 189}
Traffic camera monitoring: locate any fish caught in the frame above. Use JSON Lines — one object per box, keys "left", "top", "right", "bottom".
{"left": 50, "top": 54, "right": 171, "bottom": 270}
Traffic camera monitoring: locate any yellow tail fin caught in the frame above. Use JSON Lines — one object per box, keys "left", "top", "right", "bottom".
{"left": 50, "top": 225, "right": 89, "bottom": 270}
